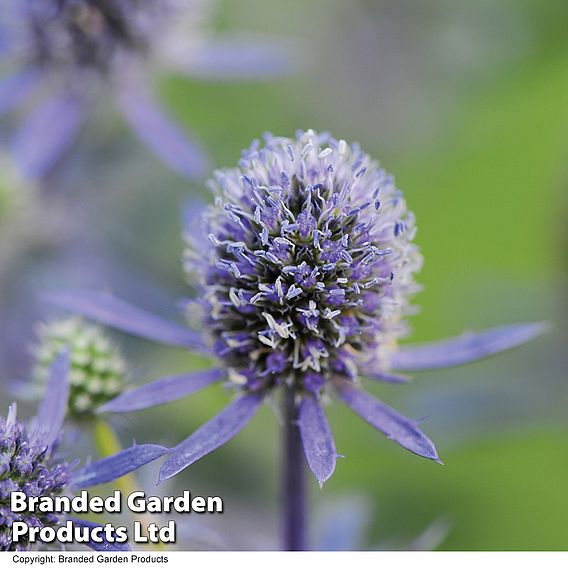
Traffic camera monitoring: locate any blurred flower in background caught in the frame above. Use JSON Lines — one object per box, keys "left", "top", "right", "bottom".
{"left": 0, "top": 0, "right": 293, "bottom": 180}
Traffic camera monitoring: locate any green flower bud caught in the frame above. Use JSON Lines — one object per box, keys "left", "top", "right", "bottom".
{"left": 32, "top": 317, "right": 126, "bottom": 417}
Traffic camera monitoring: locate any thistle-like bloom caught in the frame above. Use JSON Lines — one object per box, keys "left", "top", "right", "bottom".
{"left": 32, "top": 318, "right": 126, "bottom": 417}
{"left": 50, "top": 130, "right": 547, "bottom": 486}
{"left": 0, "top": 352, "right": 167, "bottom": 551}
{"left": 0, "top": 0, "right": 291, "bottom": 180}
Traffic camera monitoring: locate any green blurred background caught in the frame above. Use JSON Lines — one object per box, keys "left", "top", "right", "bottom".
{"left": 3, "top": 0, "right": 568, "bottom": 551}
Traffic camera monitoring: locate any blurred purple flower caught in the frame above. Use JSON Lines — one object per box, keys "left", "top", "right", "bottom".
{"left": 49, "top": 130, "right": 548, "bottom": 487}
{"left": 0, "top": 0, "right": 293, "bottom": 180}
{"left": 0, "top": 351, "right": 167, "bottom": 551}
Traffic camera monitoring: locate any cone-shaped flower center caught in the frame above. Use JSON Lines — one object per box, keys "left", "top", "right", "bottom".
{"left": 185, "top": 130, "right": 423, "bottom": 395}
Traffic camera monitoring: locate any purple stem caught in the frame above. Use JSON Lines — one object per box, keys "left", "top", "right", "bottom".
{"left": 282, "top": 388, "right": 307, "bottom": 551}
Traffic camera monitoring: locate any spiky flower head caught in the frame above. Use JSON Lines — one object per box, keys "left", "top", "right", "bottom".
{"left": 32, "top": 318, "right": 126, "bottom": 417}
{"left": 184, "top": 129, "right": 423, "bottom": 396}
{"left": 0, "top": 405, "right": 71, "bottom": 551}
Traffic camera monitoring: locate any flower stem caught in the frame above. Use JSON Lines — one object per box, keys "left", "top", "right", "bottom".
{"left": 282, "top": 388, "right": 307, "bottom": 551}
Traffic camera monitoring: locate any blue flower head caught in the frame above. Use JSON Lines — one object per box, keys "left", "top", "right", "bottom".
{"left": 0, "top": 352, "right": 166, "bottom": 551}
{"left": 11, "top": 1, "right": 164, "bottom": 73}
{"left": 0, "top": 0, "right": 292, "bottom": 180}
{"left": 0, "top": 403, "right": 71, "bottom": 551}
{"left": 50, "top": 130, "right": 548, "bottom": 487}
{"left": 185, "top": 129, "right": 423, "bottom": 396}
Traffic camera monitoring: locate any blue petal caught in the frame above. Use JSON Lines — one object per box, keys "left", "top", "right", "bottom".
{"left": 117, "top": 86, "right": 209, "bottom": 179}
{"left": 177, "top": 36, "right": 294, "bottom": 80}
{"left": 335, "top": 380, "right": 441, "bottom": 463}
{"left": 33, "top": 350, "right": 70, "bottom": 447}
{"left": 363, "top": 370, "right": 412, "bottom": 384}
{"left": 69, "top": 519, "right": 130, "bottom": 551}
{"left": 390, "top": 322, "right": 550, "bottom": 371}
{"left": 72, "top": 443, "right": 167, "bottom": 488}
{"left": 46, "top": 290, "right": 207, "bottom": 351}
{"left": 298, "top": 396, "right": 336, "bottom": 487}
{"left": 98, "top": 368, "right": 224, "bottom": 414}
{"left": 159, "top": 393, "right": 263, "bottom": 482}
{"left": 0, "top": 69, "right": 41, "bottom": 114}
{"left": 12, "top": 92, "right": 86, "bottom": 179}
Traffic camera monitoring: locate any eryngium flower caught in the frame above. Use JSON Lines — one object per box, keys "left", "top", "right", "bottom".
{"left": 32, "top": 318, "right": 126, "bottom": 417}
{"left": 184, "top": 130, "right": 422, "bottom": 392}
{"left": 0, "top": 404, "right": 70, "bottom": 551}
{"left": 0, "top": 0, "right": 291, "bottom": 180}
{"left": 0, "top": 352, "right": 166, "bottom": 551}
{"left": 49, "top": 130, "right": 548, "bottom": 486}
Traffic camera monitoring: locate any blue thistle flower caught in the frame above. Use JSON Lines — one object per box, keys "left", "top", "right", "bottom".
{"left": 0, "top": 405, "right": 70, "bottom": 551}
{"left": 185, "top": 130, "right": 422, "bottom": 395}
{"left": 0, "top": 351, "right": 167, "bottom": 551}
{"left": 49, "top": 130, "right": 548, "bottom": 488}
{"left": 0, "top": 0, "right": 292, "bottom": 180}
